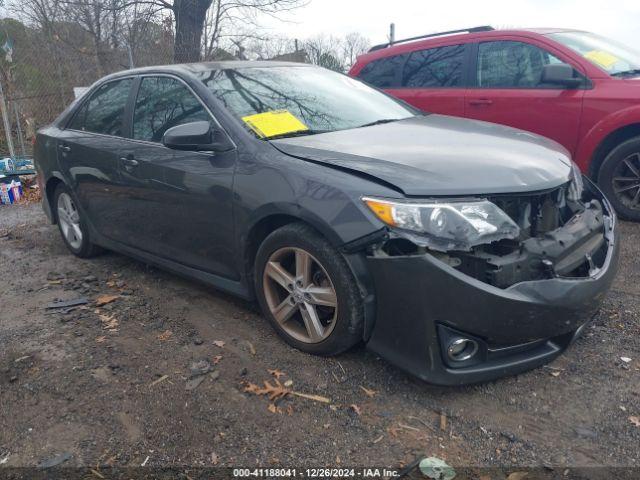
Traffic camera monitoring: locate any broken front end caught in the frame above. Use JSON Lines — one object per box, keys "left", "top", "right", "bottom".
{"left": 357, "top": 172, "right": 619, "bottom": 385}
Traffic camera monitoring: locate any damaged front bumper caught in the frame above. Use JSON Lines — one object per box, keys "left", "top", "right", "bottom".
{"left": 362, "top": 181, "right": 619, "bottom": 385}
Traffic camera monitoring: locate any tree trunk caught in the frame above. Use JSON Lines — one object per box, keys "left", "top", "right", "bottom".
{"left": 173, "top": 0, "right": 213, "bottom": 63}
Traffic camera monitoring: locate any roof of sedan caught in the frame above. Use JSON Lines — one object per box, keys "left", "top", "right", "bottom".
{"left": 106, "top": 60, "right": 311, "bottom": 80}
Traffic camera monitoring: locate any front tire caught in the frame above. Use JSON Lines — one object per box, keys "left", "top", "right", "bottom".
{"left": 53, "top": 184, "right": 101, "bottom": 258}
{"left": 598, "top": 137, "right": 640, "bottom": 221}
{"left": 254, "top": 223, "right": 363, "bottom": 356}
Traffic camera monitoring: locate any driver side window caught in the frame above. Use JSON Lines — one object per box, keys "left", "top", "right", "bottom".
{"left": 133, "top": 76, "right": 211, "bottom": 142}
{"left": 477, "top": 41, "right": 572, "bottom": 88}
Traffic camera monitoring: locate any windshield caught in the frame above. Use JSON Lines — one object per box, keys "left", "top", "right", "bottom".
{"left": 198, "top": 66, "right": 415, "bottom": 139}
{"left": 549, "top": 31, "right": 640, "bottom": 76}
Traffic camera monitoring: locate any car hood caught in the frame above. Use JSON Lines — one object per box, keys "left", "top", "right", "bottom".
{"left": 271, "top": 115, "right": 572, "bottom": 196}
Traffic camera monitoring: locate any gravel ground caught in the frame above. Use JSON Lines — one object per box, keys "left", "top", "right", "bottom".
{"left": 0, "top": 203, "right": 639, "bottom": 478}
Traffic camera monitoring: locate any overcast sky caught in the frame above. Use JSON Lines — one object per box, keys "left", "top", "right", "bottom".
{"left": 261, "top": 0, "right": 639, "bottom": 48}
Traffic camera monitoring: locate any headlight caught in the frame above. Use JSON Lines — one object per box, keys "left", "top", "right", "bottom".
{"left": 567, "top": 161, "right": 584, "bottom": 202}
{"left": 363, "top": 197, "right": 520, "bottom": 251}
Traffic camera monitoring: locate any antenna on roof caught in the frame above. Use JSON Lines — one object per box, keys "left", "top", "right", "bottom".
{"left": 389, "top": 23, "right": 396, "bottom": 46}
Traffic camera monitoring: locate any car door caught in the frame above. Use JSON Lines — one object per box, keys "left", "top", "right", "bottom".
{"left": 465, "top": 40, "right": 586, "bottom": 155}
{"left": 117, "top": 75, "right": 238, "bottom": 279}
{"left": 56, "top": 77, "right": 135, "bottom": 240}
{"left": 389, "top": 44, "right": 468, "bottom": 117}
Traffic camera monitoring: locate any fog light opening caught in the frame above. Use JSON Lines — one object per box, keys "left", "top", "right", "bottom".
{"left": 447, "top": 338, "right": 479, "bottom": 362}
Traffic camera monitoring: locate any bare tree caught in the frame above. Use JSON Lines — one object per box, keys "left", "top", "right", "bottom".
{"left": 341, "top": 32, "right": 370, "bottom": 69}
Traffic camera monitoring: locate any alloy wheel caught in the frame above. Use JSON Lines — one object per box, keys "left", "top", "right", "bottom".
{"left": 262, "top": 247, "right": 338, "bottom": 344}
{"left": 612, "top": 152, "right": 640, "bottom": 210}
{"left": 57, "top": 192, "right": 83, "bottom": 250}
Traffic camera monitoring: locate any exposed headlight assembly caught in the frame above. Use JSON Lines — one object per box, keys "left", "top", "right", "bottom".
{"left": 363, "top": 197, "right": 520, "bottom": 251}
{"left": 567, "top": 161, "right": 584, "bottom": 202}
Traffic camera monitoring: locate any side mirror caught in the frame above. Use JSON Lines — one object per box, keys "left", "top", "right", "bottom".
{"left": 541, "top": 64, "right": 582, "bottom": 89}
{"left": 162, "top": 121, "right": 234, "bottom": 152}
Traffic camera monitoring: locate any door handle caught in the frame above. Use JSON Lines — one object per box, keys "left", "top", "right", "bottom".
{"left": 469, "top": 99, "right": 494, "bottom": 106}
{"left": 59, "top": 144, "right": 71, "bottom": 153}
{"left": 120, "top": 157, "right": 139, "bottom": 169}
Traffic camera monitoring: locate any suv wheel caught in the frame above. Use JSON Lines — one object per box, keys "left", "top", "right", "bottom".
{"left": 254, "top": 223, "right": 363, "bottom": 356}
{"left": 598, "top": 137, "right": 640, "bottom": 221}
{"left": 54, "top": 184, "right": 101, "bottom": 258}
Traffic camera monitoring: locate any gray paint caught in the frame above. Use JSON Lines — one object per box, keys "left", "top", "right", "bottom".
{"left": 273, "top": 115, "right": 573, "bottom": 196}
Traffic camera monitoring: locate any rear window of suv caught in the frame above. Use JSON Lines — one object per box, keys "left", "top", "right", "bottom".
{"left": 357, "top": 54, "right": 407, "bottom": 88}
{"left": 402, "top": 45, "right": 465, "bottom": 88}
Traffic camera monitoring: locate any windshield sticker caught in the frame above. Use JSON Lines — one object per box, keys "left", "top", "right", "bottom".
{"left": 242, "top": 110, "right": 309, "bottom": 138}
{"left": 584, "top": 50, "right": 620, "bottom": 69}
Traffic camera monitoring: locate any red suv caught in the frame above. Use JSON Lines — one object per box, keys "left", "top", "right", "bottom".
{"left": 349, "top": 26, "right": 640, "bottom": 220}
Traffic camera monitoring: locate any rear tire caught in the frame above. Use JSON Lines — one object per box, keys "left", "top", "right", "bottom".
{"left": 53, "top": 184, "right": 102, "bottom": 258}
{"left": 254, "top": 223, "right": 363, "bottom": 356}
{"left": 598, "top": 137, "right": 640, "bottom": 221}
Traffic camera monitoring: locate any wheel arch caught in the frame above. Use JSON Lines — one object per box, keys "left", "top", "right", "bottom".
{"left": 588, "top": 123, "right": 640, "bottom": 180}
{"left": 242, "top": 206, "right": 377, "bottom": 342}
{"left": 44, "top": 174, "right": 67, "bottom": 224}
{"left": 243, "top": 207, "right": 342, "bottom": 283}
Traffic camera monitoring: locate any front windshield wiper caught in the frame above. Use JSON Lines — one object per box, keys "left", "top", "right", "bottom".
{"left": 265, "top": 129, "right": 328, "bottom": 141}
{"left": 356, "top": 118, "right": 402, "bottom": 128}
{"left": 612, "top": 69, "right": 640, "bottom": 77}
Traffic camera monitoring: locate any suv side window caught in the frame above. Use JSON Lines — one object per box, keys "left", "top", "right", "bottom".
{"left": 402, "top": 45, "right": 466, "bottom": 88}
{"left": 133, "top": 76, "right": 211, "bottom": 143}
{"left": 477, "top": 41, "right": 568, "bottom": 88}
{"left": 357, "top": 54, "right": 407, "bottom": 88}
{"left": 68, "top": 78, "right": 133, "bottom": 136}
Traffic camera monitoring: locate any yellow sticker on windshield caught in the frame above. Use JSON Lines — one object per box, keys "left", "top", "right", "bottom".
{"left": 584, "top": 50, "right": 620, "bottom": 69}
{"left": 242, "top": 110, "right": 309, "bottom": 138}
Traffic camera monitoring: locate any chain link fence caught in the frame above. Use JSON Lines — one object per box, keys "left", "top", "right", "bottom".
{"left": 0, "top": 17, "right": 176, "bottom": 158}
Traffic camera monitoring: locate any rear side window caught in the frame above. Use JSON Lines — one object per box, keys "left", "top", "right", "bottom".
{"left": 477, "top": 41, "right": 565, "bottom": 88}
{"left": 357, "top": 54, "right": 407, "bottom": 88}
{"left": 402, "top": 45, "right": 466, "bottom": 88}
{"left": 132, "top": 76, "right": 211, "bottom": 142}
{"left": 68, "top": 78, "right": 133, "bottom": 136}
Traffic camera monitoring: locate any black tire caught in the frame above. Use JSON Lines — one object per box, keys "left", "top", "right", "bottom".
{"left": 597, "top": 137, "right": 640, "bottom": 221}
{"left": 53, "top": 183, "right": 102, "bottom": 258}
{"left": 254, "top": 223, "right": 363, "bottom": 356}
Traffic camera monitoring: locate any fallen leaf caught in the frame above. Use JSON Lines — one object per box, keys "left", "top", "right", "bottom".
{"left": 210, "top": 453, "right": 219, "bottom": 465}
{"left": 213, "top": 340, "right": 225, "bottom": 348}
{"left": 99, "top": 314, "right": 119, "bottom": 331}
{"left": 149, "top": 375, "right": 169, "bottom": 387}
{"left": 157, "top": 330, "right": 172, "bottom": 341}
{"left": 95, "top": 294, "right": 119, "bottom": 307}
{"left": 360, "top": 386, "right": 377, "bottom": 398}
{"left": 244, "top": 379, "right": 330, "bottom": 404}
{"left": 350, "top": 404, "right": 362, "bottom": 415}
{"left": 268, "top": 369, "right": 286, "bottom": 380}
{"left": 244, "top": 379, "right": 290, "bottom": 401}
{"left": 268, "top": 403, "right": 279, "bottom": 414}
{"left": 95, "top": 336, "right": 107, "bottom": 344}
{"left": 551, "top": 371, "right": 561, "bottom": 377}
{"left": 630, "top": 416, "right": 640, "bottom": 427}
{"left": 212, "top": 355, "right": 223, "bottom": 365}
{"left": 247, "top": 341, "right": 256, "bottom": 355}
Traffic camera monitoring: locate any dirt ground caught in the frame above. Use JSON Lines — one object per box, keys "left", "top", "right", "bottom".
{"left": 1, "top": 203, "right": 639, "bottom": 478}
